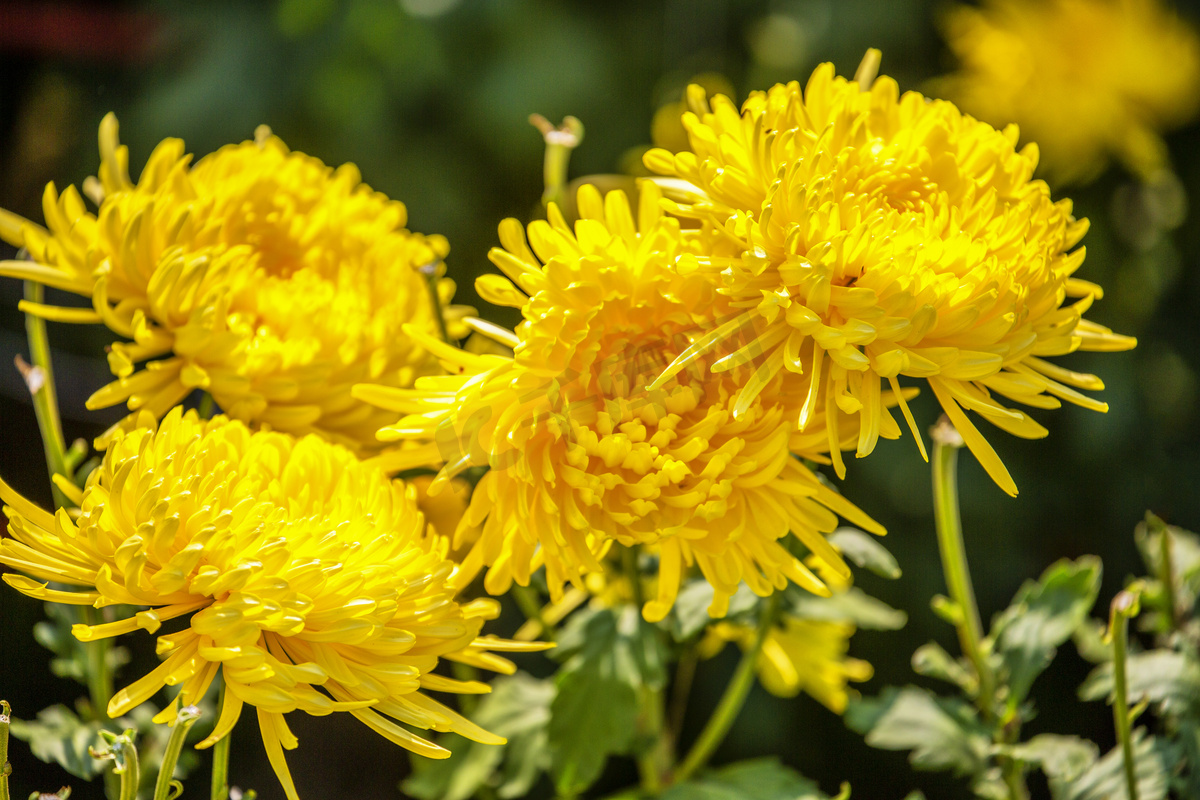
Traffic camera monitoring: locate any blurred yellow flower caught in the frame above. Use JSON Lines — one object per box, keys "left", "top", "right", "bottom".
{"left": 0, "top": 114, "right": 467, "bottom": 451}
{"left": 935, "top": 0, "right": 1200, "bottom": 183}
{"left": 701, "top": 617, "right": 872, "bottom": 713}
{"left": 356, "top": 183, "right": 885, "bottom": 623}
{"left": 0, "top": 408, "right": 545, "bottom": 800}
{"left": 644, "top": 55, "right": 1136, "bottom": 495}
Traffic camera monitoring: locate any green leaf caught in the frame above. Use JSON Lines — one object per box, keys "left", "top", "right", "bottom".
{"left": 1135, "top": 515, "right": 1200, "bottom": 630}
{"left": 660, "top": 758, "right": 829, "bottom": 800}
{"left": 1073, "top": 619, "right": 1112, "bottom": 665}
{"left": 846, "top": 686, "right": 990, "bottom": 778}
{"left": 1053, "top": 729, "right": 1168, "bottom": 800}
{"left": 9, "top": 705, "right": 105, "bottom": 780}
{"left": 32, "top": 604, "right": 129, "bottom": 687}
{"left": 549, "top": 606, "right": 657, "bottom": 795}
{"left": 402, "top": 673, "right": 555, "bottom": 800}
{"left": 992, "top": 557, "right": 1102, "bottom": 703}
{"left": 828, "top": 527, "right": 902, "bottom": 579}
{"left": 1078, "top": 649, "right": 1200, "bottom": 716}
{"left": 1006, "top": 734, "right": 1099, "bottom": 784}
{"left": 911, "top": 642, "right": 974, "bottom": 692}
{"left": 666, "top": 581, "right": 760, "bottom": 642}
{"left": 788, "top": 586, "right": 907, "bottom": 630}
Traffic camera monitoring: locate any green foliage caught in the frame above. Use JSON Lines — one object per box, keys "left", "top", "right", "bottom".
{"left": 547, "top": 604, "right": 668, "bottom": 795}
{"left": 1004, "top": 735, "right": 1099, "bottom": 786}
{"left": 403, "top": 673, "right": 555, "bottom": 800}
{"left": 827, "top": 527, "right": 902, "bottom": 580}
{"left": 32, "top": 605, "right": 128, "bottom": 689}
{"left": 660, "top": 758, "right": 837, "bottom": 800}
{"left": 1054, "top": 730, "right": 1169, "bottom": 800}
{"left": 9, "top": 704, "right": 199, "bottom": 792}
{"left": 847, "top": 687, "right": 993, "bottom": 783}
{"left": 850, "top": 556, "right": 1106, "bottom": 799}
{"left": 991, "top": 557, "right": 1103, "bottom": 705}
{"left": 9, "top": 706, "right": 104, "bottom": 781}
{"left": 666, "top": 582, "right": 760, "bottom": 643}
{"left": 787, "top": 586, "right": 907, "bottom": 631}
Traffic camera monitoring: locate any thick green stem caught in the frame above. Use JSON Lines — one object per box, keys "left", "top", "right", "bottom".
{"left": 1, "top": 701, "right": 12, "bottom": 800}
{"left": 154, "top": 706, "right": 201, "bottom": 800}
{"left": 930, "top": 423, "right": 993, "bottom": 712}
{"left": 932, "top": 420, "right": 1029, "bottom": 800}
{"left": 210, "top": 686, "right": 230, "bottom": 800}
{"left": 21, "top": 282, "right": 70, "bottom": 508}
{"left": 675, "top": 594, "right": 778, "bottom": 782}
{"left": 1110, "top": 590, "right": 1142, "bottom": 800}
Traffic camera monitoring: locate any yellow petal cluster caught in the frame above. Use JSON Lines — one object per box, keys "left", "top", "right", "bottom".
{"left": 644, "top": 57, "right": 1136, "bottom": 495}
{"left": 935, "top": 0, "right": 1200, "bottom": 183}
{"left": 0, "top": 408, "right": 545, "bottom": 800}
{"left": 701, "top": 617, "right": 872, "bottom": 713}
{"left": 357, "top": 183, "right": 885, "bottom": 622}
{"left": 0, "top": 114, "right": 467, "bottom": 451}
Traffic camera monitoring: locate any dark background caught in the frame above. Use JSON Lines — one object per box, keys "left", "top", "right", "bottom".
{"left": 1, "top": 1, "right": 1198, "bottom": 798}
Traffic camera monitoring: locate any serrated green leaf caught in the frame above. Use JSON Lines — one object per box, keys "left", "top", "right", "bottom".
{"left": 992, "top": 557, "right": 1102, "bottom": 703}
{"left": 1007, "top": 734, "right": 1099, "bottom": 784}
{"left": 828, "top": 527, "right": 901, "bottom": 579}
{"left": 1078, "top": 649, "right": 1200, "bottom": 716}
{"left": 1053, "top": 729, "right": 1168, "bottom": 800}
{"left": 9, "top": 705, "right": 105, "bottom": 780}
{"left": 846, "top": 686, "right": 990, "bottom": 778}
{"left": 911, "top": 642, "right": 973, "bottom": 691}
{"left": 660, "top": 758, "right": 829, "bottom": 800}
{"left": 789, "top": 586, "right": 907, "bottom": 630}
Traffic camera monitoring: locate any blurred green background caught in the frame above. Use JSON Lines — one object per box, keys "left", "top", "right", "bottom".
{"left": 1, "top": 1, "right": 1198, "bottom": 798}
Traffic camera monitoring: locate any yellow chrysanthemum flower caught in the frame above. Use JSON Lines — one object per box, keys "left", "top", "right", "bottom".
{"left": 700, "top": 617, "right": 872, "bottom": 713}
{"left": 935, "top": 0, "right": 1200, "bottom": 183}
{"left": 0, "top": 408, "right": 545, "bottom": 800}
{"left": 0, "top": 114, "right": 467, "bottom": 451}
{"left": 356, "top": 183, "right": 886, "bottom": 622}
{"left": 643, "top": 55, "right": 1136, "bottom": 495}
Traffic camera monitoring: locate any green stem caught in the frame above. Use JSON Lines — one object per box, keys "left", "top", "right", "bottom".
{"left": 22, "top": 282, "right": 70, "bottom": 508}
{"left": 93, "top": 729, "right": 140, "bottom": 800}
{"left": 154, "top": 705, "right": 202, "bottom": 800}
{"left": 511, "top": 584, "right": 556, "bottom": 642}
{"left": 1159, "top": 523, "right": 1180, "bottom": 633}
{"left": 1, "top": 701, "right": 12, "bottom": 800}
{"left": 668, "top": 645, "right": 699, "bottom": 741}
{"left": 675, "top": 594, "right": 778, "bottom": 782}
{"left": 210, "top": 686, "right": 230, "bottom": 800}
{"left": 80, "top": 607, "right": 114, "bottom": 721}
{"left": 451, "top": 662, "right": 481, "bottom": 717}
{"left": 932, "top": 421, "right": 1028, "bottom": 800}
{"left": 198, "top": 392, "right": 216, "bottom": 421}
{"left": 419, "top": 262, "right": 452, "bottom": 344}
{"left": 930, "top": 423, "right": 993, "bottom": 713}
{"left": 621, "top": 547, "right": 671, "bottom": 790}
{"left": 530, "top": 115, "right": 584, "bottom": 210}
{"left": 1110, "top": 590, "right": 1142, "bottom": 800}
